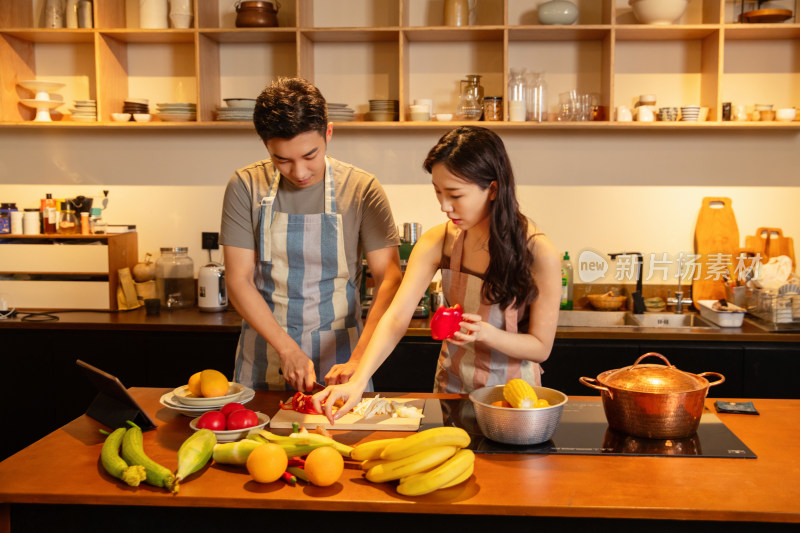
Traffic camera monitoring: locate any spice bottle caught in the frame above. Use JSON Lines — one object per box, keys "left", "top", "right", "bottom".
{"left": 560, "top": 252, "right": 574, "bottom": 310}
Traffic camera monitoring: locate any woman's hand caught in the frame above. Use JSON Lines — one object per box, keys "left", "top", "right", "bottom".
{"left": 324, "top": 361, "right": 358, "bottom": 386}
{"left": 447, "top": 312, "right": 497, "bottom": 346}
{"left": 312, "top": 380, "right": 367, "bottom": 425}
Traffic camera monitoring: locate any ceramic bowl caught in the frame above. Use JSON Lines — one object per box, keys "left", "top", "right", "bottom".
{"left": 133, "top": 113, "right": 152, "bottom": 122}
{"left": 224, "top": 98, "right": 257, "bottom": 109}
{"left": 410, "top": 111, "right": 431, "bottom": 121}
{"left": 776, "top": 108, "right": 796, "bottom": 122}
{"left": 111, "top": 113, "right": 131, "bottom": 122}
{"left": 435, "top": 113, "right": 453, "bottom": 122}
{"left": 629, "top": 0, "right": 688, "bottom": 25}
{"left": 189, "top": 411, "right": 270, "bottom": 443}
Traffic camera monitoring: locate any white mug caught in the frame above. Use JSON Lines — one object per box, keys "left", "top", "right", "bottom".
{"left": 637, "top": 107, "right": 654, "bottom": 122}
{"left": 616, "top": 105, "right": 632, "bottom": 122}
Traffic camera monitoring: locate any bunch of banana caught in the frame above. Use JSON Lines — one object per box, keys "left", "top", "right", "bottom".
{"left": 248, "top": 429, "right": 353, "bottom": 458}
{"left": 352, "top": 427, "right": 475, "bottom": 496}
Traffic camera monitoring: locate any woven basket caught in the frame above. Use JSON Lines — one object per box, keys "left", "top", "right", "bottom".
{"left": 587, "top": 294, "right": 627, "bottom": 311}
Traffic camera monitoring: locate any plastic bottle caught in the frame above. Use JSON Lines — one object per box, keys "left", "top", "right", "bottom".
{"left": 560, "top": 251, "right": 573, "bottom": 310}
{"left": 41, "top": 194, "right": 58, "bottom": 234}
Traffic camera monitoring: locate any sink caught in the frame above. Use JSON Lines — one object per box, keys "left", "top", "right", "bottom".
{"left": 557, "top": 310, "right": 640, "bottom": 328}
{"left": 558, "top": 310, "right": 718, "bottom": 329}
{"left": 632, "top": 313, "right": 717, "bottom": 329}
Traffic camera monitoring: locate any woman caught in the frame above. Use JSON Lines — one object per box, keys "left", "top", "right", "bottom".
{"left": 315, "top": 126, "right": 562, "bottom": 421}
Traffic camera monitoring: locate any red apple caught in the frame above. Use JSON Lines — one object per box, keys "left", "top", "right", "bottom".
{"left": 196, "top": 410, "right": 226, "bottom": 431}
{"left": 226, "top": 408, "right": 260, "bottom": 431}
{"left": 220, "top": 402, "right": 246, "bottom": 417}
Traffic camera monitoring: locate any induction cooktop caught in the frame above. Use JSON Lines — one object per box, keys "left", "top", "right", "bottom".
{"left": 439, "top": 399, "right": 756, "bottom": 459}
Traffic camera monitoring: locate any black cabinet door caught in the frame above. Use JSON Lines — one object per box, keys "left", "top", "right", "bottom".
{"left": 544, "top": 340, "right": 641, "bottom": 396}
{"left": 744, "top": 343, "right": 800, "bottom": 399}
{"left": 372, "top": 337, "right": 440, "bottom": 393}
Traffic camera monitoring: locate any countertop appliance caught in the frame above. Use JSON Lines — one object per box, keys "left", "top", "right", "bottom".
{"left": 441, "top": 399, "right": 756, "bottom": 459}
{"left": 198, "top": 262, "right": 227, "bottom": 312}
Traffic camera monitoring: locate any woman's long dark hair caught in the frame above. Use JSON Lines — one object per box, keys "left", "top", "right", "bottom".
{"left": 423, "top": 126, "right": 537, "bottom": 310}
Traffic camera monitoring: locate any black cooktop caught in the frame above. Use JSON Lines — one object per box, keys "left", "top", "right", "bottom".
{"left": 439, "top": 399, "right": 756, "bottom": 459}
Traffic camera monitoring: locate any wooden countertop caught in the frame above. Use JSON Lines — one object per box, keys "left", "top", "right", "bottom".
{"left": 2, "top": 306, "right": 798, "bottom": 342}
{"left": 1, "top": 389, "right": 798, "bottom": 525}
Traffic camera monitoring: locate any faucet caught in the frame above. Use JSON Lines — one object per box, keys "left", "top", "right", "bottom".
{"left": 609, "top": 252, "right": 646, "bottom": 314}
{"left": 667, "top": 257, "right": 693, "bottom": 314}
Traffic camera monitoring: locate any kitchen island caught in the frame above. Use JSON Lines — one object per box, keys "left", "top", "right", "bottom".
{"left": 0, "top": 389, "right": 797, "bottom": 532}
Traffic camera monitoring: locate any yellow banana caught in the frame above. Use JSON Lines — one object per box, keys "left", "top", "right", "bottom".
{"left": 380, "top": 427, "right": 470, "bottom": 461}
{"left": 351, "top": 438, "right": 403, "bottom": 461}
{"left": 361, "top": 458, "right": 388, "bottom": 471}
{"left": 396, "top": 449, "right": 475, "bottom": 496}
{"left": 366, "top": 445, "right": 457, "bottom": 483}
{"left": 439, "top": 462, "right": 473, "bottom": 489}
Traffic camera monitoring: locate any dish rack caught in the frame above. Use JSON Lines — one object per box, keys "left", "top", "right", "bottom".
{"left": 746, "top": 288, "right": 800, "bottom": 325}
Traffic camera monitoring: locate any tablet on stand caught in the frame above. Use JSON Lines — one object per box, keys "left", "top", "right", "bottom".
{"left": 76, "top": 359, "right": 157, "bottom": 431}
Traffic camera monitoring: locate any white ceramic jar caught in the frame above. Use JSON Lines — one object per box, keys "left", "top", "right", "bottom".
{"left": 140, "top": 0, "right": 168, "bottom": 29}
{"left": 538, "top": 0, "right": 579, "bottom": 25}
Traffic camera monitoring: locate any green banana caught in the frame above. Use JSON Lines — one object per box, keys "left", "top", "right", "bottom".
{"left": 351, "top": 438, "right": 403, "bottom": 461}
{"left": 174, "top": 429, "right": 217, "bottom": 492}
{"left": 380, "top": 427, "right": 470, "bottom": 461}
{"left": 121, "top": 421, "right": 175, "bottom": 492}
{"left": 396, "top": 449, "right": 475, "bottom": 496}
{"left": 99, "top": 428, "right": 147, "bottom": 487}
{"left": 212, "top": 440, "right": 263, "bottom": 465}
{"left": 366, "top": 445, "right": 457, "bottom": 483}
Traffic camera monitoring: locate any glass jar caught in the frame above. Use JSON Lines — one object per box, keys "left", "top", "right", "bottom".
{"left": 508, "top": 68, "right": 527, "bottom": 121}
{"left": 57, "top": 201, "right": 78, "bottom": 234}
{"left": 526, "top": 71, "right": 547, "bottom": 122}
{"left": 483, "top": 96, "right": 503, "bottom": 121}
{"left": 155, "top": 247, "right": 196, "bottom": 309}
{"left": 456, "top": 74, "right": 484, "bottom": 121}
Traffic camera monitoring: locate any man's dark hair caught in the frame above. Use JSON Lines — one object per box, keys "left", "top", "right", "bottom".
{"left": 253, "top": 77, "right": 328, "bottom": 142}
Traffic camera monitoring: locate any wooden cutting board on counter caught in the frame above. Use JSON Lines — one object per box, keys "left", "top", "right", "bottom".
{"left": 270, "top": 398, "right": 427, "bottom": 431}
{"left": 693, "top": 197, "right": 740, "bottom": 308}
{"left": 744, "top": 227, "right": 795, "bottom": 267}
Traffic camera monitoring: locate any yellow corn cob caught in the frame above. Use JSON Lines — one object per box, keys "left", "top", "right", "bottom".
{"left": 174, "top": 429, "right": 217, "bottom": 492}
{"left": 503, "top": 379, "right": 538, "bottom": 409}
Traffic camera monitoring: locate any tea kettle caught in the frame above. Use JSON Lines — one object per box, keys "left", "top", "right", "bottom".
{"left": 198, "top": 262, "right": 227, "bottom": 312}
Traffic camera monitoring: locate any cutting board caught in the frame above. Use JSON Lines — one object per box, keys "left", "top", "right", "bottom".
{"left": 270, "top": 398, "right": 427, "bottom": 431}
{"left": 693, "top": 197, "right": 740, "bottom": 308}
{"left": 744, "top": 227, "right": 795, "bottom": 267}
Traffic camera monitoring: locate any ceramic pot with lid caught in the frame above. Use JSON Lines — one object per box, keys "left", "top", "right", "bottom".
{"left": 235, "top": 0, "right": 279, "bottom": 27}
{"left": 579, "top": 352, "right": 724, "bottom": 439}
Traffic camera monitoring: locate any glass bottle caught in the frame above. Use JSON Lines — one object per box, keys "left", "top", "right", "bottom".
{"left": 508, "top": 68, "right": 527, "bottom": 121}
{"left": 456, "top": 74, "right": 483, "bottom": 121}
{"left": 57, "top": 200, "right": 79, "bottom": 235}
{"left": 526, "top": 71, "right": 547, "bottom": 122}
{"left": 155, "top": 246, "right": 196, "bottom": 309}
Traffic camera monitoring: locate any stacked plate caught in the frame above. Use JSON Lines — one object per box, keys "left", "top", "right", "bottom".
{"left": 367, "top": 99, "right": 399, "bottom": 121}
{"left": 156, "top": 102, "right": 197, "bottom": 122}
{"left": 123, "top": 99, "right": 149, "bottom": 116}
{"left": 216, "top": 98, "right": 256, "bottom": 121}
{"left": 159, "top": 381, "right": 256, "bottom": 417}
{"left": 70, "top": 99, "right": 97, "bottom": 122}
{"left": 327, "top": 102, "right": 355, "bottom": 122}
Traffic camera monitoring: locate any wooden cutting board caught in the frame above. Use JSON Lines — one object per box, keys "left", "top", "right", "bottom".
{"left": 269, "top": 398, "right": 426, "bottom": 431}
{"left": 744, "top": 227, "right": 795, "bottom": 267}
{"left": 693, "top": 197, "right": 740, "bottom": 308}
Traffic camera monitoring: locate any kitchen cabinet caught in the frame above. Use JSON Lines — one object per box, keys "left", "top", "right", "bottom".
{"left": 743, "top": 343, "right": 800, "bottom": 399}
{"left": 1, "top": 0, "right": 798, "bottom": 129}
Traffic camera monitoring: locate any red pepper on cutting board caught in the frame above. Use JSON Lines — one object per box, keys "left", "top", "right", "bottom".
{"left": 279, "top": 392, "right": 320, "bottom": 415}
{"left": 430, "top": 303, "right": 463, "bottom": 340}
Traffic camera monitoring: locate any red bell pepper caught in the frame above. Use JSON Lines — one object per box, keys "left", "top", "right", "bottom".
{"left": 279, "top": 391, "right": 320, "bottom": 415}
{"left": 430, "top": 303, "right": 463, "bottom": 340}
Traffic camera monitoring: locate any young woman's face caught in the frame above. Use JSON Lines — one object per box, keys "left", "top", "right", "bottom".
{"left": 431, "top": 162, "right": 496, "bottom": 231}
{"left": 265, "top": 124, "right": 333, "bottom": 189}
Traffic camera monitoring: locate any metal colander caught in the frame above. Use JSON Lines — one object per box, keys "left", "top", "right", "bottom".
{"left": 468, "top": 385, "right": 568, "bottom": 445}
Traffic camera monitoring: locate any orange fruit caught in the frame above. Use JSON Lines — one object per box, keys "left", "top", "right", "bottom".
{"left": 200, "top": 369, "right": 229, "bottom": 398}
{"left": 303, "top": 446, "right": 344, "bottom": 487}
{"left": 246, "top": 443, "right": 288, "bottom": 483}
{"left": 491, "top": 400, "right": 512, "bottom": 408}
{"left": 187, "top": 371, "right": 202, "bottom": 397}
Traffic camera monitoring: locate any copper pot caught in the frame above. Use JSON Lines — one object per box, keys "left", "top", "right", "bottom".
{"left": 235, "top": 0, "right": 279, "bottom": 27}
{"left": 579, "top": 352, "right": 724, "bottom": 439}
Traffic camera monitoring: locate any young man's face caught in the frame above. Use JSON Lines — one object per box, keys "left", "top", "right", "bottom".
{"left": 265, "top": 123, "right": 333, "bottom": 189}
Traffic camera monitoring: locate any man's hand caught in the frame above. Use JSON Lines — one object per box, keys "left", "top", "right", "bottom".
{"left": 324, "top": 361, "right": 359, "bottom": 386}
{"left": 279, "top": 347, "right": 316, "bottom": 392}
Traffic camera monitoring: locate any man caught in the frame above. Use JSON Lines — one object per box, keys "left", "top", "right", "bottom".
{"left": 220, "top": 77, "right": 402, "bottom": 392}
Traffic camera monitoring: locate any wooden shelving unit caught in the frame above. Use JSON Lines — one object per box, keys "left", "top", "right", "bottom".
{"left": 0, "top": 0, "right": 798, "bottom": 129}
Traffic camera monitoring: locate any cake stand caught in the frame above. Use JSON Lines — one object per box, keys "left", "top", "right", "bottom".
{"left": 20, "top": 99, "right": 64, "bottom": 122}
{"left": 17, "top": 80, "right": 66, "bottom": 122}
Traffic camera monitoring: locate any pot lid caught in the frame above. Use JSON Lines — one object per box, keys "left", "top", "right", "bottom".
{"left": 599, "top": 353, "right": 709, "bottom": 394}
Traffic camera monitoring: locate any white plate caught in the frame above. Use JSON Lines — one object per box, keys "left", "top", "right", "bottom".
{"left": 159, "top": 386, "right": 255, "bottom": 416}
{"left": 70, "top": 115, "right": 96, "bottom": 122}
{"left": 189, "top": 411, "right": 270, "bottom": 442}
{"left": 172, "top": 382, "right": 245, "bottom": 406}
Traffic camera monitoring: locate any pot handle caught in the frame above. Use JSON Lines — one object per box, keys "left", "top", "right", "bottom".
{"left": 579, "top": 376, "right": 614, "bottom": 399}
{"left": 697, "top": 371, "right": 725, "bottom": 387}
{"left": 633, "top": 352, "right": 673, "bottom": 368}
